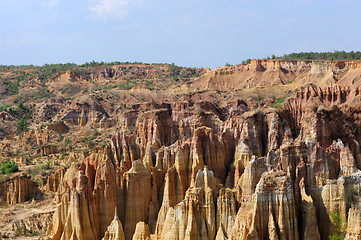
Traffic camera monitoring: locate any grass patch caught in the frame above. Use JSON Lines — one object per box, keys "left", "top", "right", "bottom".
{"left": 270, "top": 97, "right": 287, "bottom": 108}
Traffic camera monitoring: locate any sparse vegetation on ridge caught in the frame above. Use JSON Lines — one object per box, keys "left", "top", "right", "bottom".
{"left": 275, "top": 51, "right": 361, "bottom": 61}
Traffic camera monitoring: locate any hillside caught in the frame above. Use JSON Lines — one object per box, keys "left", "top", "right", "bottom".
{"left": 0, "top": 59, "right": 360, "bottom": 240}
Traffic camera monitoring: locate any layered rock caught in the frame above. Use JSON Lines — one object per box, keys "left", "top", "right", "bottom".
{"left": 123, "top": 161, "right": 152, "bottom": 240}
{"left": 102, "top": 210, "right": 125, "bottom": 240}
{"left": 45, "top": 147, "right": 118, "bottom": 240}
{"left": 194, "top": 60, "right": 361, "bottom": 91}
{"left": 42, "top": 166, "right": 66, "bottom": 192}
{"left": 61, "top": 99, "right": 109, "bottom": 126}
{"left": 132, "top": 222, "right": 150, "bottom": 240}
{"left": 10, "top": 212, "right": 54, "bottom": 235}
{"left": 346, "top": 200, "right": 361, "bottom": 239}
{"left": 159, "top": 167, "right": 219, "bottom": 240}
{"left": 231, "top": 170, "right": 300, "bottom": 240}
{"left": 0, "top": 172, "right": 39, "bottom": 204}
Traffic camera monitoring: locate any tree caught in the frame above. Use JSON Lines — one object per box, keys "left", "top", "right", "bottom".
{"left": 17, "top": 119, "right": 29, "bottom": 132}
{"left": 0, "top": 160, "right": 19, "bottom": 174}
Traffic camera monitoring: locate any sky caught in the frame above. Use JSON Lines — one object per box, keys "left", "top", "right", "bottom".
{"left": 0, "top": 0, "right": 360, "bottom": 69}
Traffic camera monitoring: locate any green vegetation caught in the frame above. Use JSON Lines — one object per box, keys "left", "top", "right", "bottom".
{"left": 0, "top": 101, "right": 32, "bottom": 132}
{"left": 276, "top": 51, "right": 361, "bottom": 61}
{"left": 15, "top": 227, "right": 39, "bottom": 237}
{"left": 81, "top": 136, "right": 95, "bottom": 149}
{"left": 59, "top": 84, "right": 82, "bottom": 96}
{"left": 17, "top": 119, "right": 29, "bottom": 131}
{"left": 41, "top": 161, "right": 52, "bottom": 170}
{"left": 241, "top": 59, "right": 251, "bottom": 65}
{"left": 329, "top": 211, "right": 346, "bottom": 240}
{"left": 270, "top": 97, "right": 287, "bottom": 108}
{"left": 0, "top": 160, "right": 19, "bottom": 174}
{"left": 2, "top": 233, "right": 10, "bottom": 238}
{"left": 64, "top": 137, "right": 71, "bottom": 147}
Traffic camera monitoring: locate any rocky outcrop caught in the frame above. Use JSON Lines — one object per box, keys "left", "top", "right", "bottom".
{"left": 102, "top": 210, "right": 125, "bottom": 240}
{"left": 194, "top": 60, "right": 361, "bottom": 91}
{"left": 10, "top": 211, "right": 54, "bottom": 235}
{"left": 40, "top": 144, "right": 59, "bottom": 155}
{"left": 42, "top": 166, "right": 66, "bottom": 192}
{"left": 158, "top": 167, "right": 220, "bottom": 240}
{"left": 346, "top": 200, "right": 361, "bottom": 239}
{"left": 231, "top": 170, "right": 300, "bottom": 240}
{"left": 88, "top": 64, "right": 205, "bottom": 82}
{"left": 61, "top": 99, "right": 109, "bottom": 126}
{"left": 132, "top": 222, "right": 150, "bottom": 240}
{"left": 45, "top": 147, "right": 118, "bottom": 240}
{"left": 123, "top": 161, "right": 152, "bottom": 240}
{"left": 47, "top": 121, "right": 69, "bottom": 133}
{"left": 0, "top": 172, "right": 39, "bottom": 204}
{"left": 53, "top": 71, "right": 86, "bottom": 83}
{"left": 300, "top": 187, "right": 321, "bottom": 240}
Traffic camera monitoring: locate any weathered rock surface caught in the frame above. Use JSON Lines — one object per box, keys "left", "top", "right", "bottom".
{"left": 231, "top": 170, "right": 300, "bottom": 240}
{"left": 42, "top": 166, "right": 66, "bottom": 192}
{"left": 132, "top": 222, "right": 150, "bottom": 240}
{"left": 102, "top": 210, "right": 125, "bottom": 240}
{"left": 0, "top": 172, "right": 39, "bottom": 204}
{"left": 195, "top": 59, "right": 361, "bottom": 91}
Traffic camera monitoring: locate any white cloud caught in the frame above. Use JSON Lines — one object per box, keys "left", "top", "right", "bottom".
{"left": 88, "top": 0, "right": 143, "bottom": 20}
{"left": 177, "top": 14, "right": 192, "bottom": 25}
{"left": 43, "top": 0, "right": 60, "bottom": 8}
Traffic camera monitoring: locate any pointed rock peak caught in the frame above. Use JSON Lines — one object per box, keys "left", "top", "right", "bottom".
{"left": 128, "top": 160, "right": 147, "bottom": 173}
{"left": 114, "top": 207, "right": 119, "bottom": 220}
{"left": 64, "top": 163, "right": 79, "bottom": 186}
{"left": 236, "top": 141, "right": 252, "bottom": 153}
{"left": 215, "top": 225, "right": 227, "bottom": 240}
{"left": 133, "top": 221, "right": 150, "bottom": 240}
{"left": 102, "top": 210, "right": 125, "bottom": 240}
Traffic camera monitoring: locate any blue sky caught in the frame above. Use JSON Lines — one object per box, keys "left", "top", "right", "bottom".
{"left": 0, "top": 0, "right": 360, "bottom": 68}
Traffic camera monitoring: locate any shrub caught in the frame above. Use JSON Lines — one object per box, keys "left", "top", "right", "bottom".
{"left": 64, "top": 137, "right": 71, "bottom": 147}
{"left": 329, "top": 211, "right": 346, "bottom": 240}
{"left": 270, "top": 97, "right": 287, "bottom": 108}
{"left": 0, "top": 160, "right": 19, "bottom": 174}
{"left": 17, "top": 119, "right": 29, "bottom": 131}
{"left": 42, "top": 161, "right": 52, "bottom": 170}
{"left": 2, "top": 234, "right": 10, "bottom": 238}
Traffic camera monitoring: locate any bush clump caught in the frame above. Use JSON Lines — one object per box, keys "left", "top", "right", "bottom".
{"left": 329, "top": 210, "right": 346, "bottom": 240}
{"left": 0, "top": 160, "right": 19, "bottom": 174}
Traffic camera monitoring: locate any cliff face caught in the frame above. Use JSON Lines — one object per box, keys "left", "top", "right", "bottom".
{"left": 194, "top": 59, "right": 361, "bottom": 91}
{"left": 0, "top": 172, "right": 40, "bottom": 204}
